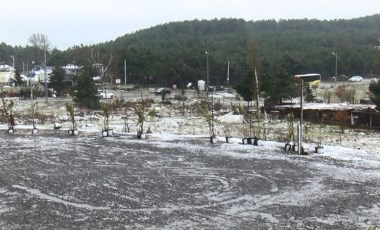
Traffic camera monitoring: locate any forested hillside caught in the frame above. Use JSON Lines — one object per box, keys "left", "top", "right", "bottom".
{"left": 105, "top": 15, "right": 380, "bottom": 87}
{"left": 1, "top": 15, "right": 380, "bottom": 88}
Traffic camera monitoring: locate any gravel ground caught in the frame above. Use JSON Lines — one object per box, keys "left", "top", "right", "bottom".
{"left": 0, "top": 131, "right": 380, "bottom": 229}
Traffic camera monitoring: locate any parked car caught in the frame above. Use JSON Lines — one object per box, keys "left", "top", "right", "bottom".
{"left": 154, "top": 87, "right": 171, "bottom": 95}
{"left": 98, "top": 90, "right": 114, "bottom": 99}
{"left": 348, "top": 76, "right": 363, "bottom": 82}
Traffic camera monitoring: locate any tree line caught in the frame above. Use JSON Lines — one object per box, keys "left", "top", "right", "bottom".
{"left": 1, "top": 15, "right": 380, "bottom": 105}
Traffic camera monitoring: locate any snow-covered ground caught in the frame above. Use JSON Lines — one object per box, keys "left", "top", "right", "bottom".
{"left": 5, "top": 94, "right": 380, "bottom": 155}
{"left": 1, "top": 91, "right": 380, "bottom": 228}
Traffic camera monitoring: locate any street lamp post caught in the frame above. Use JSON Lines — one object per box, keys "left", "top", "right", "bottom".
{"left": 227, "top": 61, "right": 230, "bottom": 87}
{"left": 211, "top": 86, "right": 215, "bottom": 136}
{"left": 332, "top": 52, "right": 338, "bottom": 84}
{"left": 205, "top": 51, "right": 209, "bottom": 93}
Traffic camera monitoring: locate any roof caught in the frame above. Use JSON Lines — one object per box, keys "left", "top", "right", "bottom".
{"left": 0, "top": 64, "right": 14, "bottom": 72}
{"left": 274, "top": 102, "right": 376, "bottom": 111}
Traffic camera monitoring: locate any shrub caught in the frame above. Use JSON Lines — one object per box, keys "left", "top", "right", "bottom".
{"left": 213, "top": 101, "right": 223, "bottom": 112}
{"left": 174, "top": 94, "right": 187, "bottom": 101}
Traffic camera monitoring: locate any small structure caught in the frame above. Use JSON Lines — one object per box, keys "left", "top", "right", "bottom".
{"left": 350, "top": 110, "right": 380, "bottom": 129}
{"left": 198, "top": 80, "right": 205, "bottom": 91}
{"left": 274, "top": 103, "right": 378, "bottom": 128}
{"left": 0, "top": 65, "right": 15, "bottom": 87}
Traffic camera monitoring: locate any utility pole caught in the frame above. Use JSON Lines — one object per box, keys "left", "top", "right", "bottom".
{"left": 206, "top": 51, "right": 209, "bottom": 87}
{"left": 124, "top": 60, "right": 127, "bottom": 86}
{"left": 332, "top": 52, "right": 338, "bottom": 85}
{"left": 11, "top": 55, "right": 15, "bottom": 68}
{"left": 334, "top": 52, "right": 338, "bottom": 77}
{"left": 205, "top": 51, "right": 209, "bottom": 99}
{"left": 227, "top": 61, "right": 230, "bottom": 87}
{"left": 299, "top": 80, "right": 304, "bottom": 155}
{"left": 44, "top": 47, "right": 48, "bottom": 103}
{"left": 254, "top": 67, "right": 260, "bottom": 122}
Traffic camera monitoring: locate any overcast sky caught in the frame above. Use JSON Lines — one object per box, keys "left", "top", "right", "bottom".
{"left": 1, "top": 0, "right": 379, "bottom": 50}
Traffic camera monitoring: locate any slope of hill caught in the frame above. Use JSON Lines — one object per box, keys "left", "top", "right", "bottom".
{"left": 2, "top": 15, "right": 380, "bottom": 87}
{"left": 100, "top": 15, "right": 380, "bottom": 85}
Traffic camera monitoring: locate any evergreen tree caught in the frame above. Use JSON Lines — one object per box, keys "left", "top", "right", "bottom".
{"left": 369, "top": 82, "right": 380, "bottom": 111}
{"left": 304, "top": 85, "right": 315, "bottom": 102}
{"left": 235, "top": 71, "right": 254, "bottom": 102}
{"left": 260, "top": 61, "right": 299, "bottom": 104}
{"left": 14, "top": 68, "right": 24, "bottom": 86}
{"left": 73, "top": 66, "right": 100, "bottom": 109}
{"left": 4, "top": 16, "right": 380, "bottom": 86}
{"left": 371, "top": 50, "right": 380, "bottom": 111}
{"left": 50, "top": 66, "right": 67, "bottom": 97}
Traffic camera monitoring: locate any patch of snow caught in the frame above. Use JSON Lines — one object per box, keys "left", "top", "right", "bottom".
{"left": 216, "top": 112, "right": 244, "bottom": 123}
{"left": 12, "top": 185, "right": 111, "bottom": 211}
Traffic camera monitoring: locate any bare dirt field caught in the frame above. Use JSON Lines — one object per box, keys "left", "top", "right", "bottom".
{"left": 0, "top": 132, "right": 380, "bottom": 229}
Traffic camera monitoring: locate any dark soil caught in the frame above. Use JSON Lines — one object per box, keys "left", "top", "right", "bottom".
{"left": 0, "top": 132, "right": 379, "bottom": 229}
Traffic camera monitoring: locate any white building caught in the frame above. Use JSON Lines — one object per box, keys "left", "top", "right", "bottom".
{"left": 0, "top": 64, "right": 15, "bottom": 86}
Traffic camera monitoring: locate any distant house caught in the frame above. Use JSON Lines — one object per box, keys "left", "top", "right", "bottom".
{"left": 0, "top": 65, "right": 15, "bottom": 87}
{"left": 63, "top": 64, "right": 82, "bottom": 76}
{"left": 30, "top": 67, "right": 53, "bottom": 83}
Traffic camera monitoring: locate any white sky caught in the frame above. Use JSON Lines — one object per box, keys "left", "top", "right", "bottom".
{"left": 1, "top": 0, "right": 379, "bottom": 50}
